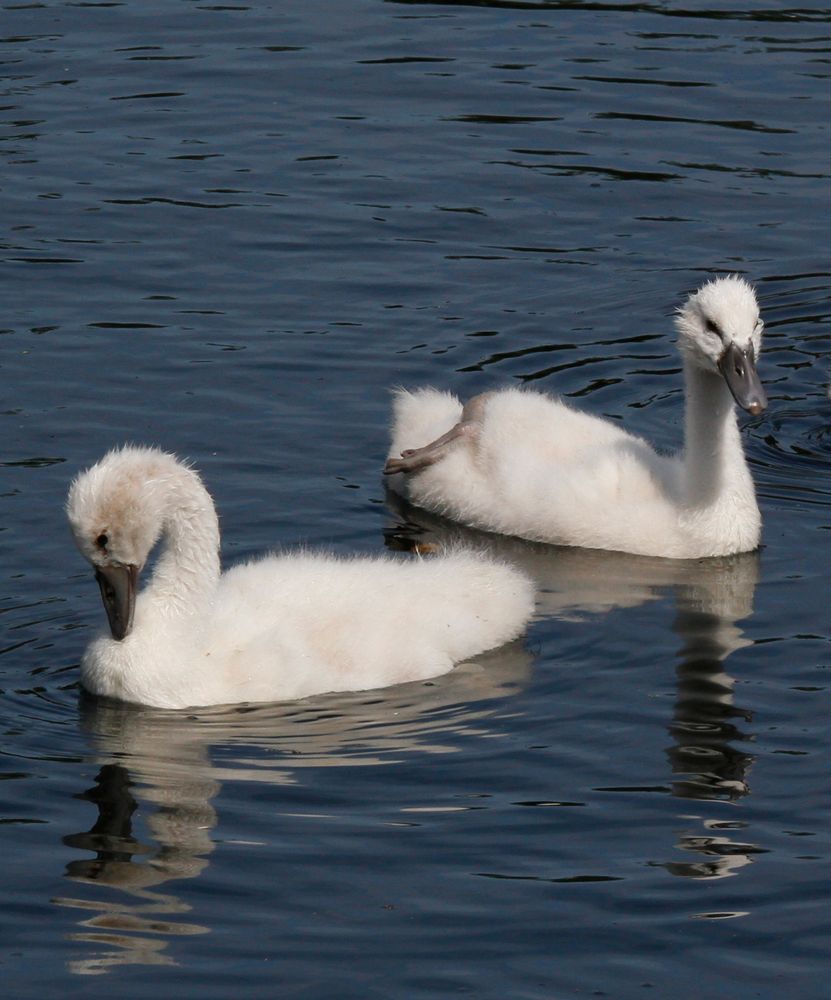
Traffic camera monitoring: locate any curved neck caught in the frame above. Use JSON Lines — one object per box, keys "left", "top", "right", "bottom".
{"left": 683, "top": 360, "right": 750, "bottom": 506}
{"left": 144, "top": 468, "right": 221, "bottom": 619}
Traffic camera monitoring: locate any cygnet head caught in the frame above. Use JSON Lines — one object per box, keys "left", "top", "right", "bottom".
{"left": 67, "top": 446, "right": 186, "bottom": 640}
{"left": 675, "top": 275, "right": 767, "bottom": 415}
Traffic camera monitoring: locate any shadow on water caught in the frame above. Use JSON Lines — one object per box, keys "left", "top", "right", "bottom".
{"left": 385, "top": 494, "right": 764, "bottom": 879}
{"left": 54, "top": 644, "right": 533, "bottom": 974}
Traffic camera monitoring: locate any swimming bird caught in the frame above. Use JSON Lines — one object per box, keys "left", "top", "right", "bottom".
{"left": 67, "top": 447, "right": 534, "bottom": 709}
{"left": 385, "top": 275, "right": 767, "bottom": 559}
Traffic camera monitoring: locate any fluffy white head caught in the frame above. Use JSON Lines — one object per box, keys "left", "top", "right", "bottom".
{"left": 675, "top": 275, "right": 763, "bottom": 372}
{"left": 66, "top": 446, "right": 188, "bottom": 570}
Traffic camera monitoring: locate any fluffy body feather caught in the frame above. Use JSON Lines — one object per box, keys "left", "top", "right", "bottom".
{"left": 385, "top": 276, "right": 766, "bottom": 559}
{"left": 67, "top": 447, "right": 534, "bottom": 709}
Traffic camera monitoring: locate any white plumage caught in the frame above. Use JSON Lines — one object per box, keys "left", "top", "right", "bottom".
{"left": 385, "top": 276, "right": 767, "bottom": 559}
{"left": 67, "top": 447, "right": 534, "bottom": 709}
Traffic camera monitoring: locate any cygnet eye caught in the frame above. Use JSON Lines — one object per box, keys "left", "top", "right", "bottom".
{"left": 704, "top": 318, "right": 721, "bottom": 337}
{"left": 95, "top": 532, "right": 109, "bottom": 551}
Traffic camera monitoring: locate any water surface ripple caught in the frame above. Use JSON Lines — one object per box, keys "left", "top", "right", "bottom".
{"left": 2, "top": 1, "right": 830, "bottom": 997}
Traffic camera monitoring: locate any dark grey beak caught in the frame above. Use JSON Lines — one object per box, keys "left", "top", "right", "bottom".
{"left": 718, "top": 343, "right": 767, "bottom": 416}
{"left": 95, "top": 564, "right": 139, "bottom": 640}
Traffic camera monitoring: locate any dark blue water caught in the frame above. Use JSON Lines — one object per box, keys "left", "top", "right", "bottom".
{"left": 2, "top": 1, "right": 830, "bottom": 996}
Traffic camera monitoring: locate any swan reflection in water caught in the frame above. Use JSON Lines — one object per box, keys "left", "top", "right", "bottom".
{"left": 56, "top": 642, "right": 533, "bottom": 975}
{"left": 57, "top": 502, "right": 763, "bottom": 974}
{"left": 386, "top": 495, "right": 764, "bottom": 880}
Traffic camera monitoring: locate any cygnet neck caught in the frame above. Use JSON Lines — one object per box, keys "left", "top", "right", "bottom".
{"left": 682, "top": 359, "right": 749, "bottom": 507}
{"left": 143, "top": 467, "right": 221, "bottom": 619}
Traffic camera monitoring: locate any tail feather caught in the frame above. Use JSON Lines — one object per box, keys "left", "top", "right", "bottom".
{"left": 419, "top": 550, "right": 535, "bottom": 663}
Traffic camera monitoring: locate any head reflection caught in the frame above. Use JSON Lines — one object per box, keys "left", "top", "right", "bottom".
{"left": 662, "top": 554, "right": 766, "bottom": 879}
{"left": 667, "top": 603, "right": 755, "bottom": 803}
{"left": 58, "top": 718, "right": 217, "bottom": 975}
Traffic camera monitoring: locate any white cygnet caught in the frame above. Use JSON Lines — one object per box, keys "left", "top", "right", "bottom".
{"left": 67, "top": 447, "right": 534, "bottom": 709}
{"left": 385, "top": 276, "right": 766, "bottom": 559}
